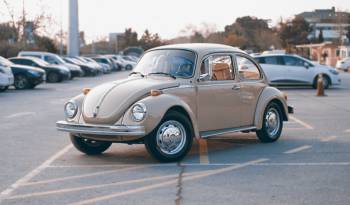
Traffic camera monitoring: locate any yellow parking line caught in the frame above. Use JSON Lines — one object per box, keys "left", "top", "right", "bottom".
{"left": 289, "top": 116, "right": 314, "bottom": 130}
{"left": 198, "top": 139, "right": 209, "bottom": 164}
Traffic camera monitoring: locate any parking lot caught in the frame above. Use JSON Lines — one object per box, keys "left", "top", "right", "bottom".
{"left": 0, "top": 71, "right": 350, "bottom": 205}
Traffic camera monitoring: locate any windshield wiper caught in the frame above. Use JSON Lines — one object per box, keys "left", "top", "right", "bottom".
{"left": 129, "top": 71, "right": 144, "bottom": 77}
{"left": 148, "top": 72, "right": 176, "bottom": 79}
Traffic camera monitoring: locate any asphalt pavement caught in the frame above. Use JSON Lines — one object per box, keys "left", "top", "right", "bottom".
{"left": 0, "top": 71, "right": 350, "bottom": 205}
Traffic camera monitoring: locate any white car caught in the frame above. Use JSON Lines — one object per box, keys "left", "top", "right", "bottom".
{"left": 0, "top": 61, "right": 14, "bottom": 92}
{"left": 254, "top": 54, "right": 341, "bottom": 89}
{"left": 336, "top": 58, "right": 350, "bottom": 71}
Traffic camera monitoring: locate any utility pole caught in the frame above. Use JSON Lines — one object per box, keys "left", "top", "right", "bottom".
{"left": 68, "top": 0, "right": 79, "bottom": 57}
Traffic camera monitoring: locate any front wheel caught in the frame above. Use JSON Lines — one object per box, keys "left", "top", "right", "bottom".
{"left": 313, "top": 75, "right": 330, "bottom": 89}
{"left": 14, "top": 75, "right": 30, "bottom": 89}
{"left": 256, "top": 102, "right": 283, "bottom": 143}
{"left": 144, "top": 111, "right": 193, "bottom": 162}
{"left": 70, "top": 134, "right": 112, "bottom": 155}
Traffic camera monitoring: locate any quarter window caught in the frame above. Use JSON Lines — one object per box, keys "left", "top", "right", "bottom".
{"left": 236, "top": 55, "right": 261, "bottom": 80}
{"left": 200, "top": 55, "right": 234, "bottom": 81}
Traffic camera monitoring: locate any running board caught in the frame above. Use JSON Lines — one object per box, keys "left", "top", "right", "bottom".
{"left": 200, "top": 126, "right": 257, "bottom": 139}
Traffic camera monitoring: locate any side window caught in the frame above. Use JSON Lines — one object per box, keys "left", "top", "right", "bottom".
{"left": 264, "top": 56, "right": 280, "bottom": 65}
{"left": 236, "top": 55, "right": 261, "bottom": 80}
{"left": 282, "top": 56, "right": 304, "bottom": 67}
{"left": 200, "top": 55, "right": 234, "bottom": 81}
{"left": 44, "top": 56, "right": 58, "bottom": 64}
{"left": 254, "top": 57, "right": 265, "bottom": 64}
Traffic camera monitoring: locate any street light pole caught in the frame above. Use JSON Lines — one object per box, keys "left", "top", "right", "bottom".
{"left": 67, "top": 0, "right": 79, "bottom": 57}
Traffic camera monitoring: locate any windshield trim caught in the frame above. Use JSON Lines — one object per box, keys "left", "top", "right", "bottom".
{"left": 136, "top": 48, "right": 198, "bottom": 79}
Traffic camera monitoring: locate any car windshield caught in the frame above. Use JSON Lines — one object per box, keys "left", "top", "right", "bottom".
{"left": 133, "top": 49, "right": 196, "bottom": 78}
{"left": 0, "top": 56, "right": 13, "bottom": 66}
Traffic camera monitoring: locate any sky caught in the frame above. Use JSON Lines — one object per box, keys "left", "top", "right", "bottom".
{"left": 1, "top": 0, "right": 349, "bottom": 43}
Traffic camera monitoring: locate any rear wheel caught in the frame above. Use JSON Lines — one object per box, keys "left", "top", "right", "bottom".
{"left": 14, "top": 75, "right": 30, "bottom": 89}
{"left": 144, "top": 111, "right": 193, "bottom": 162}
{"left": 70, "top": 134, "right": 112, "bottom": 155}
{"left": 126, "top": 64, "right": 132, "bottom": 70}
{"left": 256, "top": 102, "right": 283, "bottom": 143}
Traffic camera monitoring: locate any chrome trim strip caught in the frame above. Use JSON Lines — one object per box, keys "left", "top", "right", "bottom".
{"left": 200, "top": 126, "right": 257, "bottom": 139}
{"left": 56, "top": 121, "right": 145, "bottom": 136}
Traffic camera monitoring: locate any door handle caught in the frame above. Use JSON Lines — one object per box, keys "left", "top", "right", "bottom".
{"left": 232, "top": 85, "right": 241, "bottom": 90}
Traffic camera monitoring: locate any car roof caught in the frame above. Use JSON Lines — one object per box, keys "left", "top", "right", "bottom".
{"left": 255, "top": 53, "right": 299, "bottom": 58}
{"left": 150, "top": 43, "right": 245, "bottom": 56}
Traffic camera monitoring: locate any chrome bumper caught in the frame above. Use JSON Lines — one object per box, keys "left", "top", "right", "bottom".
{"left": 56, "top": 121, "right": 145, "bottom": 136}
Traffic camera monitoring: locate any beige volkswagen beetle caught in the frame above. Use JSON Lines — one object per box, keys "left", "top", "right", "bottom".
{"left": 56, "top": 43, "right": 293, "bottom": 162}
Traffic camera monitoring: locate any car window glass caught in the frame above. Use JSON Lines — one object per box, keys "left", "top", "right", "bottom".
{"left": 201, "top": 55, "right": 234, "bottom": 81}
{"left": 44, "top": 56, "right": 59, "bottom": 64}
{"left": 236, "top": 55, "right": 261, "bottom": 80}
{"left": 283, "top": 56, "right": 304, "bottom": 66}
{"left": 264, "top": 56, "right": 279, "bottom": 65}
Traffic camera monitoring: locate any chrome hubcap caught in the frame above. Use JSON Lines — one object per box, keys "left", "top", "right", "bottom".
{"left": 265, "top": 108, "right": 280, "bottom": 138}
{"left": 156, "top": 120, "right": 186, "bottom": 155}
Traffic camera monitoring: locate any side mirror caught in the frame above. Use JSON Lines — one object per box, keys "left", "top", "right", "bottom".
{"left": 304, "top": 62, "right": 309, "bottom": 69}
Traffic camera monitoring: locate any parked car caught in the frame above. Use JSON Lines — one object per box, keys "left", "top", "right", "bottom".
{"left": 74, "top": 57, "right": 103, "bottom": 75}
{"left": 0, "top": 58, "right": 14, "bottom": 92}
{"left": 9, "top": 57, "right": 70, "bottom": 83}
{"left": 56, "top": 43, "right": 293, "bottom": 162}
{"left": 336, "top": 57, "right": 350, "bottom": 72}
{"left": 103, "top": 55, "right": 122, "bottom": 71}
{"left": 254, "top": 54, "right": 341, "bottom": 89}
{"left": 91, "top": 57, "right": 113, "bottom": 73}
{"left": 18, "top": 51, "right": 83, "bottom": 79}
{"left": 62, "top": 57, "right": 99, "bottom": 76}
{"left": 0, "top": 56, "right": 45, "bottom": 89}
{"left": 120, "top": 55, "right": 137, "bottom": 70}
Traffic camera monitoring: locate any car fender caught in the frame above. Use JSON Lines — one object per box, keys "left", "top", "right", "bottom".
{"left": 122, "top": 94, "right": 199, "bottom": 138}
{"left": 254, "top": 87, "right": 288, "bottom": 130}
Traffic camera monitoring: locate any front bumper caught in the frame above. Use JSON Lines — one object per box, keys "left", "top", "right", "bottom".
{"left": 56, "top": 121, "right": 146, "bottom": 136}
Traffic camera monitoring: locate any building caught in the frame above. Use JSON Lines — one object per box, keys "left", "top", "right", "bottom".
{"left": 109, "top": 33, "right": 125, "bottom": 52}
{"left": 297, "top": 7, "right": 350, "bottom": 42}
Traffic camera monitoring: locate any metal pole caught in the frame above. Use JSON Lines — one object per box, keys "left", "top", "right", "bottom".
{"left": 67, "top": 0, "right": 79, "bottom": 57}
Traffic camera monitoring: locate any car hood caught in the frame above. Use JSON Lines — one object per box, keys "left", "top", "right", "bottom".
{"left": 82, "top": 76, "right": 180, "bottom": 124}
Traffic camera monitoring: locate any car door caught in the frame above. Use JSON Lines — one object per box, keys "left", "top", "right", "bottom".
{"left": 196, "top": 54, "right": 242, "bottom": 132}
{"left": 282, "top": 56, "right": 313, "bottom": 84}
{"left": 235, "top": 54, "right": 266, "bottom": 126}
{"left": 255, "top": 56, "right": 286, "bottom": 84}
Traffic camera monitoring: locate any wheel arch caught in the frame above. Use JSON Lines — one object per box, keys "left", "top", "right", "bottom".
{"left": 254, "top": 87, "right": 289, "bottom": 130}
{"left": 122, "top": 94, "right": 200, "bottom": 139}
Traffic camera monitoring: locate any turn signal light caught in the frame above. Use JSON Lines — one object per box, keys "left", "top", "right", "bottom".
{"left": 83, "top": 88, "right": 91, "bottom": 95}
{"left": 150, "top": 89, "right": 162, "bottom": 96}
{"left": 283, "top": 92, "right": 288, "bottom": 100}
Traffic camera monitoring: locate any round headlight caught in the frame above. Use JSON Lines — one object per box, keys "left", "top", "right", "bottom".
{"left": 131, "top": 103, "right": 146, "bottom": 122}
{"left": 64, "top": 102, "right": 78, "bottom": 118}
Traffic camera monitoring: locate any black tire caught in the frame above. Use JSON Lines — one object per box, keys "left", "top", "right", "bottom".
{"left": 47, "top": 72, "right": 61, "bottom": 83}
{"left": 0, "top": 86, "right": 8, "bottom": 92}
{"left": 14, "top": 74, "right": 30, "bottom": 89}
{"left": 256, "top": 102, "right": 283, "bottom": 143}
{"left": 70, "top": 134, "right": 112, "bottom": 155}
{"left": 126, "top": 65, "right": 132, "bottom": 70}
{"left": 312, "top": 74, "right": 330, "bottom": 89}
{"left": 144, "top": 110, "right": 193, "bottom": 162}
